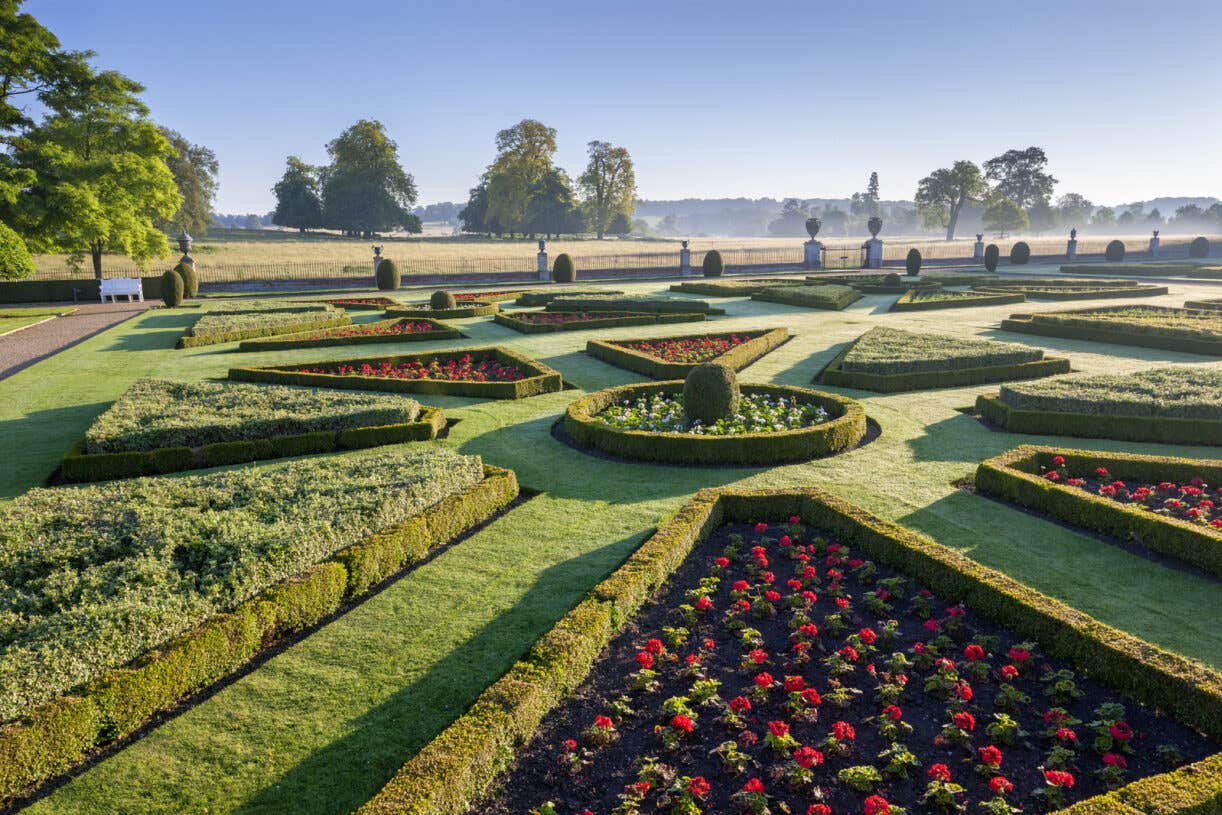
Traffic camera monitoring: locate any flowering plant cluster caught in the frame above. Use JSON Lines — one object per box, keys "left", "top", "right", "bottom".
{"left": 614, "top": 334, "right": 755, "bottom": 364}
{"left": 489, "top": 521, "right": 1207, "bottom": 815}
{"left": 296, "top": 353, "right": 526, "bottom": 382}
{"left": 598, "top": 393, "right": 828, "bottom": 436}
{"left": 513, "top": 311, "right": 638, "bottom": 325}
{"left": 323, "top": 297, "right": 396, "bottom": 307}
{"left": 1039, "top": 455, "right": 1222, "bottom": 530}
{"left": 296, "top": 320, "right": 444, "bottom": 340}
{"left": 455, "top": 290, "right": 521, "bottom": 301}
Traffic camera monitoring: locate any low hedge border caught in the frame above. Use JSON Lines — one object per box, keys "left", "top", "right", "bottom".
{"left": 974, "top": 284, "right": 1169, "bottom": 301}
{"left": 1059, "top": 262, "right": 1209, "bottom": 277}
{"left": 385, "top": 303, "right": 499, "bottom": 319}
{"left": 1000, "top": 313, "right": 1222, "bottom": 357}
{"left": 820, "top": 342, "right": 1070, "bottom": 393}
{"left": 751, "top": 285, "right": 863, "bottom": 310}
{"left": 356, "top": 486, "right": 1222, "bottom": 815}
{"left": 514, "top": 290, "right": 625, "bottom": 307}
{"left": 667, "top": 279, "right": 798, "bottom": 297}
{"left": 543, "top": 297, "right": 726, "bottom": 316}
{"left": 0, "top": 465, "right": 519, "bottom": 805}
{"left": 975, "top": 393, "right": 1222, "bottom": 446}
{"left": 1185, "top": 299, "right": 1222, "bottom": 312}
{"left": 454, "top": 291, "right": 525, "bottom": 304}
{"left": 584, "top": 327, "right": 789, "bottom": 379}
{"left": 229, "top": 345, "right": 564, "bottom": 400}
{"left": 236, "top": 318, "right": 461, "bottom": 351}
{"left": 492, "top": 311, "right": 706, "bottom": 335}
{"left": 976, "top": 445, "right": 1222, "bottom": 577}
{"left": 0, "top": 277, "right": 164, "bottom": 304}
{"left": 563, "top": 382, "right": 866, "bottom": 465}
{"left": 59, "top": 408, "right": 447, "bottom": 483}
{"left": 179, "top": 314, "right": 352, "bottom": 348}
{"left": 891, "top": 288, "right": 1026, "bottom": 311}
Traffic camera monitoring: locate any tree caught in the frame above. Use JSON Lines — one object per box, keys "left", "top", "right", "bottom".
{"left": 1027, "top": 199, "right": 1057, "bottom": 233}
{"left": 485, "top": 119, "right": 557, "bottom": 236}
{"left": 1091, "top": 206, "right": 1116, "bottom": 227}
{"left": 459, "top": 180, "right": 490, "bottom": 234}
{"left": 525, "top": 167, "right": 581, "bottom": 238}
{"left": 1055, "top": 193, "right": 1093, "bottom": 229}
{"left": 242, "top": 214, "right": 262, "bottom": 230}
{"left": 1174, "top": 204, "right": 1205, "bottom": 222}
{"left": 608, "top": 212, "right": 631, "bottom": 235}
{"left": 820, "top": 206, "right": 848, "bottom": 236}
{"left": 914, "top": 161, "right": 986, "bottom": 240}
{"left": 1117, "top": 209, "right": 1137, "bottom": 227}
{"left": 271, "top": 155, "right": 323, "bottom": 232}
{"left": 578, "top": 140, "right": 636, "bottom": 239}
{"left": 983, "top": 147, "right": 1057, "bottom": 210}
{"left": 1146, "top": 208, "right": 1163, "bottom": 225}
{"left": 981, "top": 193, "right": 1029, "bottom": 235}
{"left": 159, "top": 128, "right": 217, "bottom": 235}
{"left": 767, "top": 198, "right": 809, "bottom": 236}
{"left": 4, "top": 68, "right": 179, "bottom": 278}
{"left": 850, "top": 171, "right": 881, "bottom": 218}
{"left": 320, "top": 119, "right": 419, "bottom": 237}
{"left": 1206, "top": 203, "right": 1222, "bottom": 227}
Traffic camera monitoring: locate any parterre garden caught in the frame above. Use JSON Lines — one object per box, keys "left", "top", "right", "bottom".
{"left": 0, "top": 265, "right": 1220, "bottom": 815}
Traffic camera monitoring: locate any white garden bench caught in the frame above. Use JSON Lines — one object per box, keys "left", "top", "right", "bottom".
{"left": 100, "top": 277, "right": 144, "bottom": 303}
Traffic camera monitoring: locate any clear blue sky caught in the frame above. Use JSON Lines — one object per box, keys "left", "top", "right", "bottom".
{"left": 29, "top": 0, "right": 1222, "bottom": 213}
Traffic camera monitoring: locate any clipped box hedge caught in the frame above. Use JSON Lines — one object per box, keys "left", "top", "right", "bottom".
{"left": 453, "top": 290, "right": 526, "bottom": 304}
{"left": 229, "top": 345, "right": 564, "bottom": 400}
{"left": 237, "top": 318, "right": 461, "bottom": 351}
{"left": 543, "top": 295, "right": 725, "bottom": 316}
{"left": 1002, "top": 307, "right": 1222, "bottom": 356}
{"left": 892, "top": 288, "right": 1026, "bottom": 311}
{"left": 492, "top": 310, "right": 706, "bottom": 335}
{"left": 974, "top": 282, "right": 1169, "bottom": 300}
{"left": 976, "top": 445, "right": 1222, "bottom": 577}
{"left": 0, "top": 465, "right": 517, "bottom": 805}
{"left": 585, "top": 327, "right": 789, "bottom": 379}
{"left": 1185, "top": 298, "right": 1222, "bottom": 312}
{"left": 563, "top": 382, "right": 865, "bottom": 465}
{"left": 667, "top": 279, "right": 799, "bottom": 297}
{"left": 751, "top": 283, "right": 862, "bottom": 310}
{"left": 357, "top": 486, "right": 1222, "bottom": 815}
{"left": 180, "top": 313, "right": 352, "bottom": 348}
{"left": 1059, "top": 262, "right": 1209, "bottom": 277}
{"left": 385, "top": 302, "right": 499, "bottom": 319}
{"left": 514, "top": 289, "right": 624, "bottom": 307}
{"left": 975, "top": 393, "right": 1222, "bottom": 446}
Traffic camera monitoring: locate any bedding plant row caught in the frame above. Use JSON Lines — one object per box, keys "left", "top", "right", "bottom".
{"left": 237, "top": 317, "right": 461, "bottom": 351}
{"left": 1000, "top": 306, "right": 1222, "bottom": 356}
{"left": 515, "top": 290, "right": 626, "bottom": 307}
{"left": 586, "top": 328, "right": 789, "bottom": 379}
{"left": 494, "top": 310, "right": 707, "bottom": 335}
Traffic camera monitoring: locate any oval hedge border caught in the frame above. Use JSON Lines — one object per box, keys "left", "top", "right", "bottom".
{"left": 563, "top": 381, "right": 866, "bottom": 465}
{"left": 385, "top": 302, "right": 499, "bottom": 319}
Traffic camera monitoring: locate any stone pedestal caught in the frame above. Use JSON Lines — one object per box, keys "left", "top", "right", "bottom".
{"left": 973, "top": 238, "right": 984, "bottom": 262}
{"left": 804, "top": 240, "right": 824, "bottom": 270}
{"left": 680, "top": 247, "right": 692, "bottom": 276}
{"left": 537, "top": 250, "right": 549, "bottom": 281}
{"left": 1066, "top": 239, "right": 1077, "bottom": 260}
{"left": 1149, "top": 236, "right": 1160, "bottom": 257}
{"left": 865, "top": 238, "right": 883, "bottom": 269}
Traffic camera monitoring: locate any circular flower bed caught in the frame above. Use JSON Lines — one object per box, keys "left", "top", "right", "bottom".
{"left": 616, "top": 333, "right": 756, "bottom": 365}
{"left": 297, "top": 353, "right": 525, "bottom": 382}
{"left": 564, "top": 382, "right": 866, "bottom": 465}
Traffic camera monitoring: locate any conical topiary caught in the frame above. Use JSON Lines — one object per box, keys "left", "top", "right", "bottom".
{"left": 905, "top": 248, "right": 922, "bottom": 276}
{"left": 552, "top": 253, "right": 576, "bottom": 283}
{"left": 683, "top": 362, "right": 740, "bottom": 425}
{"left": 174, "top": 262, "right": 198, "bottom": 297}
{"left": 161, "top": 269, "right": 184, "bottom": 307}
{"left": 376, "top": 258, "right": 400, "bottom": 290}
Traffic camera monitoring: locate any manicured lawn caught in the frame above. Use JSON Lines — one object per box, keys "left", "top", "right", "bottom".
{"left": 3, "top": 270, "right": 1220, "bottom": 813}
{"left": 0, "top": 307, "right": 76, "bottom": 335}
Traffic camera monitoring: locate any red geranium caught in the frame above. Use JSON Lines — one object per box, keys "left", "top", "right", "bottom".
{"left": 1044, "top": 770, "right": 1074, "bottom": 788}
{"left": 928, "top": 763, "right": 951, "bottom": 781}
{"left": 687, "top": 776, "right": 710, "bottom": 797}
{"left": 864, "top": 795, "right": 890, "bottom": 815}
{"left": 978, "top": 745, "right": 1003, "bottom": 767}
{"left": 743, "top": 777, "right": 765, "bottom": 793}
{"left": 793, "top": 745, "right": 824, "bottom": 768}
{"left": 989, "top": 776, "right": 1013, "bottom": 794}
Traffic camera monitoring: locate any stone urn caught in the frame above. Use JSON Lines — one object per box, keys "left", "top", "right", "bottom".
{"left": 805, "top": 217, "right": 821, "bottom": 240}
{"left": 868, "top": 216, "right": 883, "bottom": 238}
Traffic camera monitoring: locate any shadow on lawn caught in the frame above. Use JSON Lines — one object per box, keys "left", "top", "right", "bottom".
{"left": 235, "top": 538, "right": 644, "bottom": 815}
{"left": 978, "top": 327, "right": 1211, "bottom": 364}
{"left": 0, "top": 401, "right": 112, "bottom": 499}
{"left": 769, "top": 339, "right": 853, "bottom": 387}
{"left": 104, "top": 311, "right": 196, "bottom": 352}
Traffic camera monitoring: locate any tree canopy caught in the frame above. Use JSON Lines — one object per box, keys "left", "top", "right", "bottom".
{"left": 525, "top": 167, "right": 582, "bottom": 239}
{"left": 578, "top": 140, "right": 636, "bottom": 239}
{"left": 983, "top": 147, "right": 1057, "bottom": 210}
{"left": 320, "top": 119, "right": 420, "bottom": 237}
{"left": 160, "top": 128, "right": 218, "bottom": 235}
{"left": 484, "top": 119, "right": 557, "bottom": 236}
{"left": 1055, "top": 193, "right": 1093, "bottom": 229}
{"left": 914, "top": 161, "right": 986, "bottom": 240}
{"left": 981, "top": 193, "right": 1029, "bottom": 235}
{"left": 850, "top": 171, "right": 881, "bottom": 219}
{"left": 271, "top": 156, "right": 324, "bottom": 232}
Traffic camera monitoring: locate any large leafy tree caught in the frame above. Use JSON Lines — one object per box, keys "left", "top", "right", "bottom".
{"left": 458, "top": 179, "right": 493, "bottom": 235}
{"left": 271, "top": 155, "right": 323, "bottom": 232}
{"left": 485, "top": 119, "right": 557, "bottom": 236}
{"left": 914, "top": 161, "right": 986, "bottom": 240}
{"left": 1055, "top": 193, "right": 1093, "bottom": 228}
{"left": 767, "top": 198, "right": 810, "bottom": 237}
{"left": 4, "top": 69, "right": 180, "bottom": 278}
{"left": 1091, "top": 206, "right": 1116, "bottom": 227}
{"left": 525, "top": 167, "right": 582, "bottom": 238}
{"left": 578, "top": 140, "right": 635, "bottom": 239}
{"left": 983, "top": 147, "right": 1057, "bottom": 210}
{"left": 320, "top": 119, "right": 420, "bottom": 237}
{"left": 981, "top": 192, "right": 1029, "bottom": 235}
{"left": 159, "top": 128, "right": 217, "bottom": 235}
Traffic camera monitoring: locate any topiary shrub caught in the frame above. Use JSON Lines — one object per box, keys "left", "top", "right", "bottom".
{"left": 552, "top": 253, "right": 576, "bottom": 283}
{"left": 430, "top": 290, "right": 457, "bottom": 310}
{"left": 1190, "top": 237, "right": 1210, "bottom": 258}
{"left": 702, "top": 250, "right": 724, "bottom": 278}
{"left": 161, "top": 269, "right": 184, "bottom": 307}
{"left": 174, "top": 262, "right": 198, "bottom": 298}
{"left": 984, "top": 244, "right": 1000, "bottom": 273}
{"left": 1009, "top": 241, "right": 1031, "bottom": 265}
{"left": 376, "top": 259, "right": 400, "bottom": 291}
{"left": 884, "top": 272, "right": 902, "bottom": 286}
{"left": 0, "top": 221, "right": 35, "bottom": 280}
{"left": 905, "top": 248, "right": 922, "bottom": 276}
{"left": 683, "top": 362, "right": 740, "bottom": 425}
{"left": 1105, "top": 240, "right": 1125, "bottom": 262}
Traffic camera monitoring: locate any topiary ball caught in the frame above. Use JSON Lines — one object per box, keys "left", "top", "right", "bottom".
{"left": 702, "top": 250, "right": 724, "bottom": 278}
{"left": 683, "top": 362, "right": 740, "bottom": 425}
{"left": 430, "top": 290, "right": 457, "bottom": 310}
{"left": 174, "top": 262, "right": 198, "bottom": 298}
{"left": 1009, "top": 241, "right": 1031, "bottom": 265}
{"left": 376, "top": 258, "right": 400, "bottom": 290}
{"left": 1105, "top": 240, "right": 1125, "bottom": 262}
{"left": 884, "top": 272, "right": 902, "bottom": 286}
{"left": 1190, "top": 237, "right": 1210, "bottom": 258}
{"left": 0, "top": 221, "right": 35, "bottom": 280}
{"left": 161, "top": 269, "right": 184, "bottom": 307}
{"left": 905, "top": 248, "right": 922, "bottom": 277}
{"left": 553, "top": 253, "right": 576, "bottom": 283}
{"left": 984, "top": 244, "right": 1000, "bottom": 273}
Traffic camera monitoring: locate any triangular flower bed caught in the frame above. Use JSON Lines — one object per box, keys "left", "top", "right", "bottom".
{"left": 237, "top": 317, "right": 461, "bottom": 351}
{"left": 586, "top": 327, "right": 789, "bottom": 379}
{"left": 495, "top": 310, "right": 707, "bottom": 335}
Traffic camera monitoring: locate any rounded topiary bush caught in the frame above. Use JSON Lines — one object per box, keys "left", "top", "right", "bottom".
{"left": 1009, "top": 241, "right": 1031, "bottom": 265}
{"left": 984, "top": 244, "right": 1000, "bottom": 273}
{"left": 884, "top": 272, "right": 902, "bottom": 286}
{"left": 430, "top": 290, "right": 457, "bottom": 310}
{"left": 905, "top": 248, "right": 922, "bottom": 276}
{"left": 0, "top": 221, "right": 35, "bottom": 280}
{"left": 683, "top": 362, "right": 740, "bottom": 425}
{"left": 161, "top": 269, "right": 184, "bottom": 307}
{"left": 174, "top": 262, "right": 198, "bottom": 298}
{"left": 376, "top": 259, "right": 400, "bottom": 291}
{"left": 1190, "top": 236, "right": 1210, "bottom": 258}
{"left": 552, "top": 253, "right": 576, "bottom": 283}
{"left": 1105, "top": 240, "right": 1126, "bottom": 262}
{"left": 702, "top": 250, "right": 724, "bottom": 278}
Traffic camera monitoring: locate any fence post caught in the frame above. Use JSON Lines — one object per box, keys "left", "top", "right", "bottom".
{"left": 680, "top": 241, "right": 691, "bottom": 276}
{"left": 1149, "top": 230, "right": 1160, "bottom": 258}
{"left": 864, "top": 217, "right": 884, "bottom": 269}
{"left": 803, "top": 240, "right": 823, "bottom": 270}
{"left": 537, "top": 240, "right": 549, "bottom": 281}
{"left": 1066, "top": 228, "right": 1077, "bottom": 260}
{"left": 973, "top": 234, "right": 985, "bottom": 263}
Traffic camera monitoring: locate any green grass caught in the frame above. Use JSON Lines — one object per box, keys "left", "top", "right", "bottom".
{"left": 0, "top": 307, "right": 76, "bottom": 335}
{"left": 3, "top": 272, "right": 1221, "bottom": 813}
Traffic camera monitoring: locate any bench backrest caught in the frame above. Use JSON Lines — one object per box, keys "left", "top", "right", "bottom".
{"left": 100, "top": 278, "right": 142, "bottom": 294}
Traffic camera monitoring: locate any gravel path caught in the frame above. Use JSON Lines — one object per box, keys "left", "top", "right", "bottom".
{"left": 0, "top": 301, "right": 153, "bottom": 381}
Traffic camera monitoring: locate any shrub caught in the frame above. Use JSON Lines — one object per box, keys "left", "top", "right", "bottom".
{"left": 161, "top": 269, "right": 184, "bottom": 307}
{"left": 1190, "top": 237, "right": 1210, "bottom": 258}
{"left": 683, "top": 362, "right": 739, "bottom": 424}
{"left": 430, "top": 290, "right": 457, "bottom": 310}
{"left": 1009, "top": 241, "right": 1031, "bottom": 265}
{"left": 0, "top": 221, "right": 35, "bottom": 281}
{"left": 984, "top": 244, "right": 1000, "bottom": 272}
{"left": 552, "top": 253, "right": 576, "bottom": 283}
{"left": 174, "top": 262, "right": 198, "bottom": 298}
{"left": 884, "top": 272, "right": 901, "bottom": 285}
{"left": 375, "top": 259, "right": 400, "bottom": 291}
{"left": 1105, "top": 240, "right": 1126, "bottom": 262}
{"left": 905, "top": 248, "right": 922, "bottom": 276}
{"left": 702, "top": 250, "right": 724, "bottom": 278}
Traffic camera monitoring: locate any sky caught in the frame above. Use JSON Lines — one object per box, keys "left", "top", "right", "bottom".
{"left": 27, "top": 0, "right": 1222, "bottom": 213}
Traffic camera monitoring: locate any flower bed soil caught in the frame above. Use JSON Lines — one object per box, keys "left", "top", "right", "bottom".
{"left": 471, "top": 521, "right": 1216, "bottom": 815}
{"left": 296, "top": 353, "right": 526, "bottom": 383}
{"left": 455, "top": 290, "right": 526, "bottom": 303}
{"left": 236, "top": 317, "right": 461, "bottom": 350}
{"left": 319, "top": 297, "right": 398, "bottom": 309}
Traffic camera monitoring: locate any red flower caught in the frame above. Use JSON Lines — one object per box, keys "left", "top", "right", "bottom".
{"left": 635, "top": 651, "right": 653, "bottom": 669}
{"left": 839, "top": 645, "right": 859, "bottom": 663}
{"left": 955, "top": 681, "right": 973, "bottom": 701}
{"left": 784, "top": 675, "right": 805, "bottom": 692}
{"left": 743, "top": 777, "right": 765, "bottom": 793}
{"left": 864, "top": 795, "right": 890, "bottom": 815}
{"left": 730, "top": 695, "right": 752, "bottom": 712}
{"left": 733, "top": 580, "right": 751, "bottom": 592}
{"left": 754, "top": 672, "right": 774, "bottom": 688}
{"left": 858, "top": 627, "right": 877, "bottom": 645}
{"left": 1008, "top": 646, "right": 1031, "bottom": 663}
{"left": 671, "top": 714, "right": 694, "bottom": 734}
{"left": 989, "top": 776, "right": 1013, "bottom": 794}
{"left": 594, "top": 714, "right": 614, "bottom": 730}
{"left": 1110, "top": 722, "right": 1133, "bottom": 741}
{"left": 788, "top": 515, "right": 800, "bottom": 524}
{"left": 793, "top": 745, "right": 824, "bottom": 768}
{"left": 809, "top": 805, "right": 831, "bottom": 815}
{"left": 563, "top": 738, "right": 577, "bottom": 751}
{"left": 802, "top": 688, "right": 822, "bottom": 706}
{"left": 953, "top": 711, "right": 975, "bottom": 731}
{"left": 1052, "top": 455, "right": 1066, "bottom": 465}
{"left": 881, "top": 704, "right": 902, "bottom": 720}
{"left": 768, "top": 720, "right": 789, "bottom": 738}
{"left": 964, "top": 644, "right": 985, "bottom": 661}
{"left": 928, "top": 763, "right": 951, "bottom": 781}
{"left": 835, "top": 597, "right": 849, "bottom": 609}
{"left": 645, "top": 638, "right": 664, "bottom": 654}
{"left": 764, "top": 590, "right": 781, "bottom": 602}
{"left": 832, "top": 720, "right": 855, "bottom": 741}
{"left": 923, "top": 618, "right": 940, "bottom": 631}
{"left": 715, "top": 556, "right": 730, "bottom": 568}
{"left": 1000, "top": 664, "right": 1019, "bottom": 680}
{"left": 754, "top": 522, "right": 768, "bottom": 533}
{"left": 1056, "top": 727, "right": 1077, "bottom": 742}
{"left": 1044, "top": 770, "right": 1074, "bottom": 788}
{"left": 749, "top": 648, "right": 769, "bottom": 664}
{"left": 695, "top": 596, "right": 713, "bottom": 611}
{"left": 1102, "top": 752, "right": 1127, "bottom": 768}
{"left": 978, "top": 745, "right": 1003, "bottom": 767}
{"left": 687, "top": 776, "right": 710, "bottom": 797}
